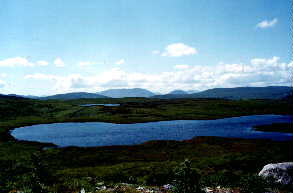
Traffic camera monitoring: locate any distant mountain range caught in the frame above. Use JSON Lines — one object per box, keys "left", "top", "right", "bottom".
{"left": 97, "top": 88, "right": 155, "bottom": 98}
{"left": 40, "top": 92, "right": 108, "bottom": 100}
{"left": 0, "top": 94, "right": 25, "bottom": 100}
{"left": 1, "top": 86, "right": 292, "bottom": 100}
{"left": 191, "top": 86, "right": 292, "bottom": 99}
{"left": 167, "top": 90, "right": 199, "bottom": 95}
{"left": 153, "top": 86, "right": 293, "bottom": 100}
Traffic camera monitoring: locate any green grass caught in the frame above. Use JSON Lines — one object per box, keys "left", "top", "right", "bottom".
{"left": 26, "top": 137, "right": 293, "bottom": 192}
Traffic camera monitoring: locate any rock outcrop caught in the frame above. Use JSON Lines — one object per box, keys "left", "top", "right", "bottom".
{"left": 259, "top": 162, "right": 293, "bottom": 185}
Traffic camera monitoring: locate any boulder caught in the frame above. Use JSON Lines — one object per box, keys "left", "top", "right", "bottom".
{"left": 258, "top": 162, "right": 293, "bottom": 185}
{"left": 162, "top": 184, "right": 173, "bottom": 190}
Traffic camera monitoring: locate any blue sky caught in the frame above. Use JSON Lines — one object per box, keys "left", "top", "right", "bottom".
{"left": 0, "top": 0, "right": 292, "bottom": 95}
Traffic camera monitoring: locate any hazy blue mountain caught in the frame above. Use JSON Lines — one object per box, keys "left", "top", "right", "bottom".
{"left": 23, "top": 95, "right": 41, "bottom": 99}
{"left": 98, "top": 88, "right": 155, "bottom": 98}
{"left": 6, "top": 94, "right": 40, "bottom": 99}
{"left": 168, "top": 90, "right": 188, "bottom": 95}
{"left": 7, "top": 94, "right": 26, "bottom": 98}
{"left": 40, "top": 92, "right": 108, "bottom": 100}
{"left": 190, "top": 86, "right": 293, "bottom": 99}
{"left": 0, "top": 94, "right": 25, "bottom": 99}
{"left": 153, "top": 86, "right": 293, "bottom": 100}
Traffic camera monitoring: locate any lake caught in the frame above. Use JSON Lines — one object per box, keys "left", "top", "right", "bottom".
{"left": 11, "top": 115, "right": 292, "bottom": 147}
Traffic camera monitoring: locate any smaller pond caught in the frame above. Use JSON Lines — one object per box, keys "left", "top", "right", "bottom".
{"left": 80, "top": 104, "right": 120, "bottom": 107}
{"left": 11, "top": 115, "right": 293, "bottom": 147}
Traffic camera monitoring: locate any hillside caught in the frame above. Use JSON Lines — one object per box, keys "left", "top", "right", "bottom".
{"left": 40, "top": 92, "right": 108, "bottom": 100}
{"left": 0, "top": 94, "right": 27, "bottom": 100}
{"left": 191, "top": 86, "right": 292, "bottom": 99}
{"left": 154, "top": 86, "right": 293, "bottom": 100}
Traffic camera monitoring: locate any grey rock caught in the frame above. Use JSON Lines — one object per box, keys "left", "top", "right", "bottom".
{"left": 162, "top": 184, "right": 174, "bottom": 190}
{"left": 259, "top": 162, "right": 293, "bottom": 185}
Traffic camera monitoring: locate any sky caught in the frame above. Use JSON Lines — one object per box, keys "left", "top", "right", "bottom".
{"left": 0, "top": 0, "right": 292, "bottom": 95}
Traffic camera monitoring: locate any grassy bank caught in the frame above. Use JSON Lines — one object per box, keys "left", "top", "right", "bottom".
{"left": 1, "top": 136, "right": 292, "bottom": 192}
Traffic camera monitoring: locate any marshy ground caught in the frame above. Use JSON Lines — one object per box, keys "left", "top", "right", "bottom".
{"left": 0, "top": 97, "right": 292, "bottom": 192}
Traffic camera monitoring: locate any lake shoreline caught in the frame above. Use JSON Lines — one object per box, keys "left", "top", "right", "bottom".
{"left": 10, "top": 114, "right": 293, "bottom": 148}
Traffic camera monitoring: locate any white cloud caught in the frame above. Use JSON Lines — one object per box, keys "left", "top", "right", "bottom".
{"left": 162, "top": 43, "right": 198, "bottom": 57}
{"left": 0, "top": 57, "right": 49, "bottom": 67}
{"left": 24, "top": 56, "right": 291, "bottom": 94}
{"left": 250, "top": 56, "right": 279, "bottom": 65}
{"left": 0, "top": 57, "right": 34, "bottom": 67}
{"left": 256, "top": 18, "right": 278, "bottom": 29}
{"left": 54, "top": 57, "right": 65, "bottom": 67}
{"left": 115, "top": 59, "right": 125, "bottom": 65}
{"left": 174, "top": 65, "right": 189, "bottom": 69}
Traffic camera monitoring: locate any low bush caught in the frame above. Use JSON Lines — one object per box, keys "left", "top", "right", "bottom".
{"left": 172, "top": 159, "right": 203, "bottom": 193}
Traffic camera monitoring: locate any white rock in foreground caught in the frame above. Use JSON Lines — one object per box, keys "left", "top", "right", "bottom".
{"left": 259, "top": 162, "right": 293, "bottom": 185}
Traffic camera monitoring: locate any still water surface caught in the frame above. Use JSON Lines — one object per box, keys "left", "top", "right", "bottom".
{"left": 11, "top": 115, "right": 292, "bottom": 147}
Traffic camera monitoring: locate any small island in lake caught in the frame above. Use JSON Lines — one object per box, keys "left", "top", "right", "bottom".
{"left": 254, "top": 123, "right": 293, "bottom": 134}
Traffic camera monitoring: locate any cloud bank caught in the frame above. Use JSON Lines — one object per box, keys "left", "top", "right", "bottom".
{"left": 0, "top": 57, "right": 49, "bottom": 67}
{"left": 24, "top": 56, "right": 292, "bottom": 94}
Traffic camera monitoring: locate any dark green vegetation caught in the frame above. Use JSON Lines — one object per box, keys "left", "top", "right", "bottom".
{"left": 254, "top": 123, "right": 293, "bottom": 133}
{"left": 1, "top": 137, "right": 292, "bottom": 192}
{"left": 172, "top": 159, "right": 202, "bottom": 193}
{"left": 0, "top": 96, "right": 292, "bottom": 192}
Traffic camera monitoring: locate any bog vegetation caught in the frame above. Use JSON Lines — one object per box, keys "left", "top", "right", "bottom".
{"left": 0, "top": 96, "right": 292, "bottom": 192}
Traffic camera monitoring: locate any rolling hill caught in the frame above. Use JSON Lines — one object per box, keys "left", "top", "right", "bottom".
{"left": 0, "top": 94, "right": 25, "bottom": 100}
{"left": 40, "top": 92, "right": 108, "bottom": 100}
{"left": 153, "top": 86, "right": 293, "bottom": 100}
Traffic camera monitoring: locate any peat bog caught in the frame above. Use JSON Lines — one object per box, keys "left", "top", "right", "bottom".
{"left": 0, "top": 97, "right": 292, "bottom": 192}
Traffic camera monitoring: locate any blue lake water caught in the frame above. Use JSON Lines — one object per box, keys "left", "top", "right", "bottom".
{"left": 80, "top": 104, "right": 120, "bottom": 107}
{"left": 11, "top": 115, "right": 292, "bottom": 147}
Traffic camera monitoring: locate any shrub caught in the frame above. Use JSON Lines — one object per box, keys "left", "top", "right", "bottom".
{"left": 172, "top": 159, "right": 203, "bottom": 193}
{"left": 142, "top": 168, "right": 172, "bottom": 186}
